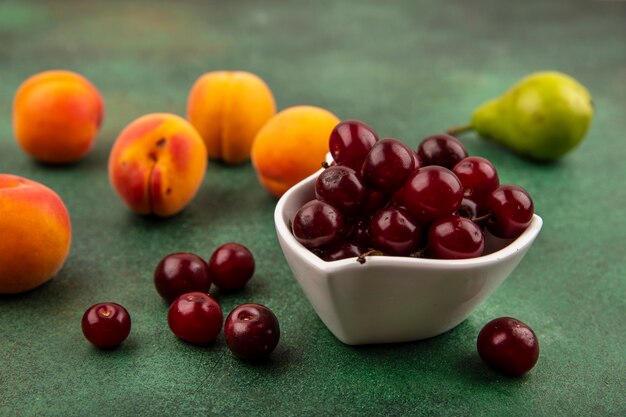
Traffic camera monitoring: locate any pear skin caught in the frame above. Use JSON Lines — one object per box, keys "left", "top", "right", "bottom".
{"left": 469, "top": 71, "right": 593, "bottom": 161}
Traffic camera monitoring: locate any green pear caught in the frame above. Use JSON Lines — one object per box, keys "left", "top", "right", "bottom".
{"left": 451, "top": 71, "right": 594, "bottom": 161}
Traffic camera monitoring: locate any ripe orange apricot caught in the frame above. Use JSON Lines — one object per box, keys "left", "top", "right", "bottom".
{"left": 187, "top": 71, "right": 275, "bottom": 164}
{"left": 108, "top": 113, "right": 207, "bottom": 217}
{"left": 0, "top": 174, "right": 72, "bottom": 294}
{"left": 13, "top": 70, "right": 104, "bottom": 164}
{"left": 251, "top": 106, "right": 340, "bottom": 197}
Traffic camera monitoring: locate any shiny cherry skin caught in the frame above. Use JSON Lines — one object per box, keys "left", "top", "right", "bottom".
{"left": 292, "top": 200, "right": 346, "bottom": 249}
{"left": 208, "top": 243, "right": 255, "bottom": 290}
{"left": 154, "top": 253, "right": 211, "bottom": 302}
{"left": 82, "top": 302, "right": 131, "bottom": 348}
{"left": 486, "top": 184, "right": 534, "bottom": 239}
{"left": 410, "top": 150, "right": 421, "bottom": 169}
{"left": 417, "top": 134, "right": 468, "bottom": 169}
{"left": 396, "top": 166, "right": 463, "bottom": 222}
{"left": 428, "top": 215, "right": 484, "bottom": 259}
{"left": 167, "top": 292, "right": 223, "bottom": 345}
{"left": 315, "top": 165, "right": 368, "bottom": 216}
{"left": 319, "top": 241, "right": 365, "bottom": 261}
{"left": 369, "top": 207, "right": 422, "bottom": 256}
{"left": 453, "top": 156, "right": 499, "bottom": 207}
{"left": 329, "top": 120, "right": 379, "bottom": 171}
{"left": 225, "top": 303, "right": 280, "bottom": 361}
{"left": 361, "top": 138, "right": 417, "bottom": 194}
{"left": 477, "top": 317, "right": 540, "bottom": 376}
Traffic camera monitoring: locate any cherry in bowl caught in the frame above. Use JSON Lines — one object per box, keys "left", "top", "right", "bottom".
{"left": 486, "top": 185, "right": 534, "bottom": 239}
{"left": 328, "top": 119, "right": 379, "bottom": 171}
{"left": 274, "top": 159, "right": 543, "bottom": 345}
{"left": 361, "top": 138, "right": 417, "bottom": 194}
{"left": 417, "top": 134, "right": 468, "bottom": 169}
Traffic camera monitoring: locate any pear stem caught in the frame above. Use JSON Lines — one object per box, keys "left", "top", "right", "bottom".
{"left": 446, "top": 123, "right": 474, "bottom": 136}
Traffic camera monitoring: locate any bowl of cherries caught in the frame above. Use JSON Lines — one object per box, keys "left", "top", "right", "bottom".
{"left": 274, "top": 120, "right": 542, "bottom": 345}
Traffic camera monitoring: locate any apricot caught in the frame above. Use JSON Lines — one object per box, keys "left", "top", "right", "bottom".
{"left": 0, "top": 174, "right": 72, "bottom": 294}
{"left": 13, "top": 70, "right": 104, "bottom": 164}
{"left": 187, "top": 71, "right": 275, "bottom": 164}
{"left": 108, "top": 113, "right": 207, "bottom": 217}
{"left": 251, "top": 106, "right": 340, "bottom": 197}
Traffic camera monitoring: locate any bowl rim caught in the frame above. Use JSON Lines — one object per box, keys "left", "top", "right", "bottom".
{"left": 275, "top": 168, "right": 543, "bottom": 274}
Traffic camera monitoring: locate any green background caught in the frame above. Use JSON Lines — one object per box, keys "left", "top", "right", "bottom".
{"left": 1, "top": 0, "right": 625, "bottom": 415}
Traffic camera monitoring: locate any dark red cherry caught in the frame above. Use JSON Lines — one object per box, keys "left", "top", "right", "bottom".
{"left": 82, "top": 302, "right": 131, "bottom": 348}
{"left": 315, "top": 165, "right": 368, "bottom": 216}
{"left": 207, "top": 243, "right": 255, "bottom": 290}
{"left": 361, "top": 138, "right": 416, "bottom": 194}
{"left": 486, "top": 185, "right": 534, "bottom": 239}
{"left": 477, "top": 317, "right": 540, "bottom": 376}
{"left": 369, "top": 207, "right": 422, "bottom": 256}
{"left": 225, "top": 303, "right": 280, "bottom": 361}
{"left": 319, "top": 241, "right": 365, "bottom": 261}
{"left": 395, "top": 166, "right": 463, "bottom": 222}
{"left": 427, "top": 215, "right": 484, "bottom": 259}
{"left": 292, "top": 200, "right": 346, "bottom": 249}
{"left": 453, "top": 156, "right": 500, "bottom": 207}
{"left": 167, "top": 292, "right": 223, "bottom": 345}
{"left": 154, "top": 253, "right": 210, "bottom": 302}
{"left": 329, "top": 120, "right": 379, "bottom": 171}
{"left": 417, "top": 134, "right": 468, "bottom": 169}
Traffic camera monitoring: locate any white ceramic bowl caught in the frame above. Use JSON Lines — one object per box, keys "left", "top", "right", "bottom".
{"left": 274, "top": 168, "right": 543, "bottom": 345}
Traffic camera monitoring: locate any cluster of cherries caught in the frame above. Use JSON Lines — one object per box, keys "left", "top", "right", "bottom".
{"left": 81, "top": 243, "right": 280, "bottom": 361}
{"left": 292, "top": 120, "right": 535, "bottom": 261}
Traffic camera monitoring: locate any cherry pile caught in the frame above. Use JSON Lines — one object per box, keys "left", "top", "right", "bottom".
{"left": 81, "top": 243, "right": 280, "bottom": 361}
{"left": 292, "top": 120, "right": 535, "bottom": 261}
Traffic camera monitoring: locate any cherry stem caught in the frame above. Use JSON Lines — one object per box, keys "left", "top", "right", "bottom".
{"left": 446, "top": 123, "right": 474, "bottom": 136}
{"left": 356, "top": 249, "right": 384, "bottom": 264}
{"left": 472, "top": 212, "right": 493, "bottom": 223}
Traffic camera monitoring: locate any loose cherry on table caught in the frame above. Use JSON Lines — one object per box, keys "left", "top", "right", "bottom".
{"left": 154, "top": 252, "right": 211, "bottom": 302}
{"left": 224, "top": 303, "right": 280, "bottom": 361}
{"left": 477, "top": 317, "right": 540, "bottom": 376}
{"left": 81, "top": 302, "right": 131, "bottom": 348}
{"left": 208, "top": 243, "right": 256, "bottom": 290}
{"left": 167, "top": 292, "right": 223, "bottom": 345}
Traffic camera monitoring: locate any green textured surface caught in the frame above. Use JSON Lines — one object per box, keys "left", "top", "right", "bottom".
{"left": 1, "top": 0, "right": 625, "bottom": 415}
